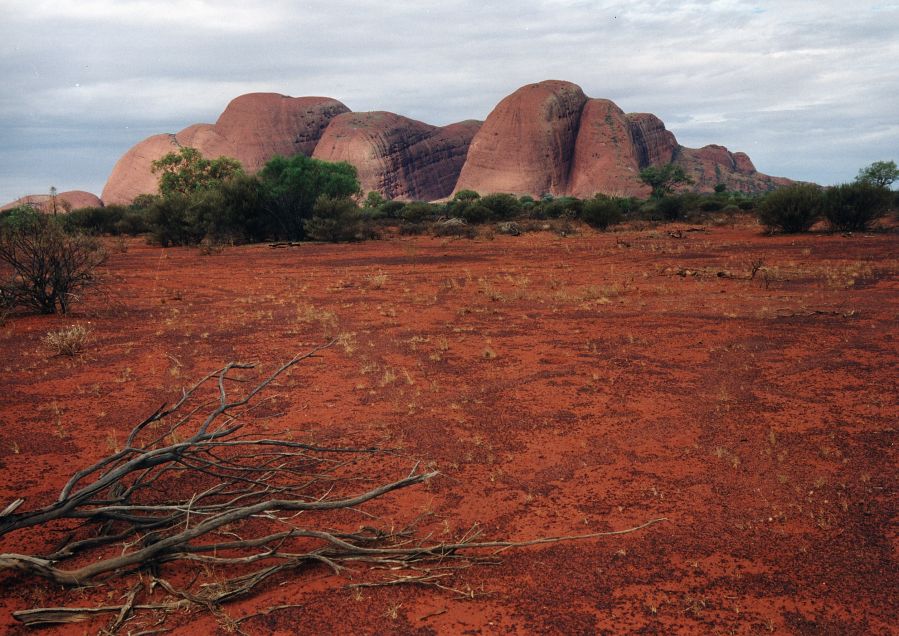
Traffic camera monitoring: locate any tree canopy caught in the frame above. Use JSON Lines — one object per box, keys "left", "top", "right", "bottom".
{"left": 855, "top": 160, "right": 898, "bottom": 189}
{"left": 639, "top": 163, "right": 693, "bottom": 199}
{"left": 151, "top": 147, "right": 243, "bottom": 197}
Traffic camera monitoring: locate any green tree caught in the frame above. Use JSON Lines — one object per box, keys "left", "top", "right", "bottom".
{"left": 757, "top": 184, "right": 823, "bottom": 233}
{"left": 151, "top": 147, "right": 243, "bottom": 198}
{"left": 855, "top": 160, "right": 898, "bottom": 189}
{"left": 639, "top": 164, "right": 693, "bottom": 199}
{"left": 824, "top": 182, "right": 892, "bottom": 231}
{"left": 259, "top": 155, "right": 361, "bottom": 240}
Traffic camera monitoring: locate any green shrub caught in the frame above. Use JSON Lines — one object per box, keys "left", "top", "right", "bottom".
{"left": 738, "top": 200, "right": 756, "bottom": 211}
{"left": 824, "top": 182, "right": 892, "bottom": 231}
{"left": 61, "top": 206, "right": 128, "bottom": 235}
{"left": 479, "top": 193, "right": 522, "bottom": 220}
{"left": 699, "top": 199, "right": 725, "bottom": 212}
{"left": 757, "top": 184, "right": 824, "bottom": 233}
{"left": 146, "top": 195, "right": 201, "bottom": 246}
{"left": 459, "top": 204, "right": 491, "bottom": 224}
{"left": 380, "top": 200, "right": 406, "bottom": 218}
{"left": 656, "top": 196, "right": 686, "bottom": 221}
{"left": 304, "top": 196, "right": 370, "bottom": 242}
{"left": 542, "top": 197, "right": 582, "bottom": 218}
{"left": 400, "top": 201, "right": 438, "bottom": 223}
{"left": 581, "top": 197, "right": 623, "bottom": 230}
{"left": 453, "top": 189, "right": 480, "bottom": 202}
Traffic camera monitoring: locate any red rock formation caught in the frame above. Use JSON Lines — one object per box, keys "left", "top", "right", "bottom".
{"left": 454, "top": 80, "right": 588, "bottom": 197}
{"left": 675, "top": 145, "right": 790, "bottom": 194}
{"left": 98, "top": 81, "right": 791, "bottom": 206}
{"left": 568, "top": 99, "right": 648, "bottom": 199}
{"left": 626, "top": 113, "right": 678, "bottom": 168}
{"left": 214, "top": 94, "right": 350, "bottom": 172}
{"left": 101, "top": 134, "right": 183, "bottom": 205}
{"left": 313, "top": 112, "right": 480, "bottom": 201}
{"left": 1, "top": 190, "right": 103, "bottom": 213}
{"left": 101, "top": 94, "right": 349, "bottom": 205}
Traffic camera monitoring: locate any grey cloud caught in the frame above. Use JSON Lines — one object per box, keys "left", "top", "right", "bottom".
{"left": 1, "top": 0, "right": 897, "bottom": 202}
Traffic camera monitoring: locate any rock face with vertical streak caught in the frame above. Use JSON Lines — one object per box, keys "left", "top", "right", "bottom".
{"left": 626, "top": 113, "right": 679, "bottom": 169}
{"left": 313, "top": 112, "right": 480, "bottom": 200}
{"left": 568, "top": 99, "right": 648, "bottom": 198}
{"left": 453, "top": 80, "right": 588, "bottom": 197}
{"left": 100, "top": 94, "right": 349, "bottom": 205}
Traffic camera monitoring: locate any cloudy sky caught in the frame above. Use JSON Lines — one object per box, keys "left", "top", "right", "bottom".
{"left": 1, "top": 0, "right": 897, "bottom": 203}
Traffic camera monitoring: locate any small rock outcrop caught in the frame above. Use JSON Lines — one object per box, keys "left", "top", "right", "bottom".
{"left": 101, "top": 94, "right": 349, "bottom": 204}
{"left": 1, "top": 190, "right": 103, "bottom": 213}
{"left": 675, "top": 145, "right": 792, "bottom": 193}
{"left": 454, "top": 80, "right": 588, "bottom": 197}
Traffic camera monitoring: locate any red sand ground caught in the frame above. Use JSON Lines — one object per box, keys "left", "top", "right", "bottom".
{"left": 0, "top": 221, "right": 896, "bottom": 634}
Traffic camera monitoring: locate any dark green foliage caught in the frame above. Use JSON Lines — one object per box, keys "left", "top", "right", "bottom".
{"left": 151, "top": 147, "right": 244, "bottom": 198}
{"left": 824, "top": 182, "right": 892, "bottom": 231}
{"left": 380, "top": 200, "right": 406, "bottom": 218}
{"left": 363, "top": 191, "right": 386, "bottom": 210}
{"left": 757, "top": 184, "right": 824, "bottom": 233}
{"left": 0, "top": 206, "right": 43, "bottom": 232}
{"left": 639, "top": 164, "right": 693, "bottom": 199}
{"left": 656, "top": 196, "right": 686, "bottom": 221}
{"left": 146, "top": 195, "right": 203, "bottom": 247}
{"left": 699, "top": 199, "right": 725, "bottom": 212}
{"left": 855, "top": 160, "right": 898, "bottom": 188}
{"left": 259, "top": 155, "right": 361, "bottom": 241}
{"left": 61, "top": 206, "right": 130, "bottom": 235}
{"left": 714, "top": 183, "right": 727, "bottom": 193}
{"left": 581, "top": 197, "right": 624, "bottom": 230}
{"left": 453, "top": 189, "right": 480, "bottom": 202}
{"left": 738, "top": 200, "right": 756, "bottom": 211}
{"left": 0, "top": 212, "right": 106, "bottom": 314}
{"left": 458, "top": 203, "right": 491, "bottom": 224}
{"left": 206, "top": 174, "right": 270, "bottom": 242}
{"left": 540, "top": 197, "right": 582, "bottom": 219}
{"left": 400, "top": 202, "right": 438, "bottom": 223}
{"left": 479, "top": 193, "right": 522, "bottom": 220}
{"left": 304, "top": 196, "right": 371, "bottom": 242}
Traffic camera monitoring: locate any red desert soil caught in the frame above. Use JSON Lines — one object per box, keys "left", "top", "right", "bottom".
{"left": 1, "top": 221, "right": 896, "bottom": 634}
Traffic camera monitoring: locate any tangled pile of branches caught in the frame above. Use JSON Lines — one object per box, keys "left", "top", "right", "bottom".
{"left": 0, "top": 342, "right": 663, "bottom": 631}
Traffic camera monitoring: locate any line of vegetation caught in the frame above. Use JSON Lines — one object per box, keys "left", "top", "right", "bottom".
{"left": 2, "top": 153, "right": 895, "bottom": 316}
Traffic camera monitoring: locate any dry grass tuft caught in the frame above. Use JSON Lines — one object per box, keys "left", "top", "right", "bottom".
{"left": 43, "top": 324, "right": 91, "bottom": 357}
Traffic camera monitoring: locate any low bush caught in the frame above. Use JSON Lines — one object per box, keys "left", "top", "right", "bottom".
{"left": 656, "top": 196, "right": 686, "bottom": 221}
{"left": 581, "top": 197, "right": 624, "bottom": 230}
{"left": 304, "top": 196, "right": 374, "bottom": 242}
{"left": 824, "top": 182, "right": 892, "bottom": 231}
{"left": 757, "top": 184, "right": 824, "bottom": 233}
{"left": 61, "top": 206, "right": 130, "bottom": 235}
{"left": 0, "top": 212, "right": 106, "bottom": 314}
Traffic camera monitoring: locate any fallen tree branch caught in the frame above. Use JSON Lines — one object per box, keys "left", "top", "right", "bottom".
{"left": 0, "top": 342, "right": 666, "bottom": 629}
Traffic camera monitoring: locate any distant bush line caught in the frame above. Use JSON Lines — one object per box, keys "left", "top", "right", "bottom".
{"left": 4, "top": 153, "right": 896, "bottom": 247}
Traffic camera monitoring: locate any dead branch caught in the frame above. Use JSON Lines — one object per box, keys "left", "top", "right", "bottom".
{"left": 0, "top": 342, "right": 665, "bottom": 629}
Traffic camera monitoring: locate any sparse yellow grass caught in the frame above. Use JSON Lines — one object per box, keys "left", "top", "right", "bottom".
{"left": 43, "top": 324, "right": 91, "bottom": 357}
